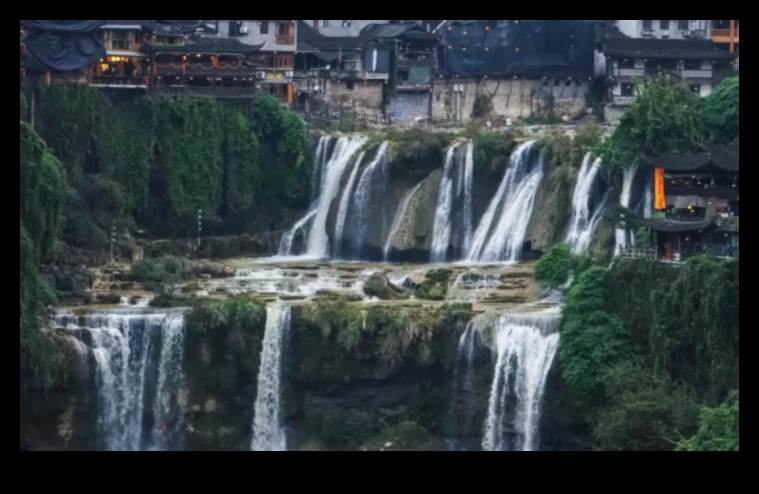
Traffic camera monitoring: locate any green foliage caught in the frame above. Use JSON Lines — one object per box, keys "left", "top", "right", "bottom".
{"left": 185, "top": 297, "right": 267, "bottom": 394}
{"left": 521, "top": 114, "right": 561, "bottom": 125}
{"left": 21, "top": 90, "right": 27, "bottom": 121}
{"left": 597, "top": 77, "right": 705, "bottom": 170}
{"left": 559, "top": 267, "right": 632, "bottom": 406}
{"left": 473, "top": 132, "right": 516, "bottom": 175}
{"left": 131, "top": 256, "right": 223, "bottom": 291}
{"left": 677, "top": 390, "right": 739, "bottom": 451}
{"left": 650, "top": 256, "right": 739, "bottom": 403}
{"left": 701, "top": 75, "right": 739, "bottom": 144}
{"left": 414, "top": 269, "right": 452, "bottom": 300}
{"left": 385, "top": 128, "right": 454, "bottom": 179}
{"left": 593, "top": 361, "right": 699, "bottom": 451}
{"left": 535, "top": 243, "right": 576, "bottom": 288}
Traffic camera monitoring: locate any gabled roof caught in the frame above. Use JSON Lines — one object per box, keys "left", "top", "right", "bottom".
{"left": 651, "top": 144, "right": 739, "bottom": 172}
{"left": 145, "top": 36, "right": 265, "bottom": 55}
{"left": 602, "top": 37, "right": 735, "bottom": 60}
{"left": 640, "top": 218, "right": 715, "bottom": 233}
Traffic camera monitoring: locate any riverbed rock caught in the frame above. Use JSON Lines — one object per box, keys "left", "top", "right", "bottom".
{"left": 363, "top": 273, "right": 408, "bottom": 300}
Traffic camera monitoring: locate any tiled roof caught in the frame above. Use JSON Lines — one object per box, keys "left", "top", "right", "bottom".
{"left": 640, "top": 218, "right": 715, "bottom": 233}
{"left": 603, "top": 37, "right": 735, "bottom": 60}
{"left": 651, "top": 144, "right": 739, "bottom": 172}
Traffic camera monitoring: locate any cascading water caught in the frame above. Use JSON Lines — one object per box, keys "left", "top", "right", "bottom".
{"left": 311, "top": 136, "right": 332, "bottom": 202}
{"left": 482, "top": 312, "right": 559, "bottom": 452}
{"left": 348, "top": 141, "right": 390, "bottom": 259}
{"left": 430, "top": 144, "right": 459, "bottom": 262}
{"left": 614, "top": 163, "right": 639, "bottom": 256}
{"left": 462, "top": 140, "right": 475, "bottom": 256}
{"left": 383, "top": 181, "right": 423, "bottom": 261}
{"left": 279, "top": 136, "right": 366, "bottom": 257}
{"left": 51, "top": 309, "right": 186, "bottom": 451}
{"left": 565, "top": 154, "right": 609, "bottom": 254}
{"left": 454, "top": 321, "right": 480, "bottom": 393}
{"left": 333, "top": 150, "right": 367, "bottom": 259}
{"left": 467, "top": 141, "right": 543, "bottom": 263}
{"left": 251, "top": 305, "right": 292, "bottom": 451}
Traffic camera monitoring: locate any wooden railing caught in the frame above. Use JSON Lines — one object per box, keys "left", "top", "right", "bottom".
{"left": 620, "top": 247, "right": 657, "bottom": 260}
{"left": 711, "top": 28, "right": 739, "bottom": 39}
{"left": 91, "top": 76, "right": 148, "bottom": 87}
{"left": 679, "top": 243, "right": 738, "bottom": 258}
{"left": 275, "top": 35, "right": 295, "bottom": 46}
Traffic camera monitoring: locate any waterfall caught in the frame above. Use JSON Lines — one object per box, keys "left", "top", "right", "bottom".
{"left": 333, "top": 150, "right": 367, "bottom": 259}
{"left": 305, "top": 136, "right": 367, "bottom": 258}
{"left": 462, "top": 140, "right": 475, "bottom": 256}
{"left": 68, "top": 335, "right": 90, "bottom": 378}
{"left": 51, "top": 309, "right": 186, "bottom": 451}
{"left": 430, "top": 144, "right": 459, "bottom": 262}
{"left": 351, "top": 142, "right": 390, "bottom": 258}
{"left": 467, "top": 141, "right": 543, "bottom": 263}
{"left": 279, "top": 136, "right": 366, "bottom": 257}
{"left": 311, "top": 136, "right": 331, "bottom": 202}
{"left": 454, "top": 321, "right": 480, "bottom": 393}
{"left": 251, "top": 305, "right": 292, "bottom": 451}
{"left": 614, "top": 163, "right": 639, "bottom": 256}
{"left": 482, "top": 313, "right": 559, "bottom": 452}
{"left": 383, "top": 181, "right": 423, "bottom": 261}
{"left": 565, "top": 154, "right": 609, "bottom": 254}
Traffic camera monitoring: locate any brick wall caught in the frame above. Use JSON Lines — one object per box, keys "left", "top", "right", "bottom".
{"left": 430, "top": 78, "right": 589, "bottom": 124}
{"left": 389, "top": 92, "right": 431, "bottom": 124}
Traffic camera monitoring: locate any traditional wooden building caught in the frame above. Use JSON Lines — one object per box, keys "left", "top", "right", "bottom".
{"left": 145, "top": 35, "right": 264, "bottom": 98}
{"left": 634, "top": 144, "right": 739, "bottom": 261}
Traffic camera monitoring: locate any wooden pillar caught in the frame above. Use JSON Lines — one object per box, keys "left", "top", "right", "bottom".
{"left": 729, "top": 19, "right": 736, "bottom": 53}
{"left": 287, "top": 83, "right": 294, "bottom": 104}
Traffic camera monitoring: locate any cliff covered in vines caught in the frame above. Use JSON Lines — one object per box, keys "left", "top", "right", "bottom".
{"left": 30, "top": 85, "right": 310, "bottom": 248}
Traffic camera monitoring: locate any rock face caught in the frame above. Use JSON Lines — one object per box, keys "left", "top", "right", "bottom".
{"left": 525, "top": 164, "right": 573, "bottom": 255}
{"left": 362, "top": 273, "right": 408, "bottom": 300}
{"left": 387, "top": 169, "right": 441, "bottom": 262}
{"left": 142, "top": 233, "right": 283, "bottom": 260}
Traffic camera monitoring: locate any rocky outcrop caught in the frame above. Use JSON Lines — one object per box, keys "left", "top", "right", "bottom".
{"left": 525, "top": 164, "right": 574, "bottom": 256}
{"left": 386, "top": 170, "right": 441, "bottom": 262}
{"left": 363, "top": 273, "right": 408, "bottom": 300}
{"left": 141, "top": 232, "right": 283, "bottom": 260}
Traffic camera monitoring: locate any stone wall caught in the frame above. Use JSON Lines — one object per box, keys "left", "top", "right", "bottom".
{"left": 322, "top": 80, "right": 385, "bottom": 116}
{"left": 389, "top": 92, "right": 432, "bottom": 124}
{"left": 430, "top": 78, "right": 590, "bottom": 124}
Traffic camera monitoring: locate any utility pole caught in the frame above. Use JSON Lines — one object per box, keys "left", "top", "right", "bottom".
{"left": 197, "top": 208, "right": 202, "bottom": 250}
{"left": 110, "top": 221, "right": 116, "bottom": 263}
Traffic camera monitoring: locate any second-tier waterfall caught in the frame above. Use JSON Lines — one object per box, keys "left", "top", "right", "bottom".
{"left": 251, "top": 305, "right": 292, "bottom": 451}
{"left": 481, "top": 312, "right": 559, "bottom": 451}
{"left": 51, "top": 308, "right": 186, "bottom": 451}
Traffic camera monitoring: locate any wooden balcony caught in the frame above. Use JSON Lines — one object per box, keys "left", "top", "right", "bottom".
{"left": 90, "top": 76, "right": 149, "bottom": 88}
{"left": 711, "top": 28, "right": 739, "bottom": 43}
{"left": 620, "top": 244, "right": 738, "bottom": 263}
{"left": 275, "top": 35, "right": 295, "bottom": 46}
{"left": 666, "top": 186, "right": 738, "bottom": 201}
{"left": 153, "top": 62, "right": 259, "bottom": 77}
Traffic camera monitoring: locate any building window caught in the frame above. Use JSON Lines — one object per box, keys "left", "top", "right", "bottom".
{"left": 642, "top": 20, "right": 653, "bottom": 30}
{"left": 260, "top": 21, "right": 269, "bottom": 35}
{"left": 689, "top": 84, "right": 701, "bottom": 94}
{"left": 277, "top": 22, "right": 290, "bottom": 36}
{"left": 342, "top": 20, "right": 352, "bottom": 28}
{"left": 565, "top": 79, "right": 572, "bottom": 87}
{"left": 621, "top": 83, "right": 634, "bottom": 96}
{"left": 619, "top": 58, "right": 635, "bottom": 69}
{"left": 229, "top": 21, "right": 240, "bottom": 37}
{"left": 683, "top": 59, "right": 701, "bottom": 70}
{"left": 660, "top": 20, "right": 670, "bottom": 30}
{"left": 346, "top": 80, "right": 354, "bottom": 90}
{"left": 110, "top": 30, "right": 133, "bottom": 51}
{"left": 322, "top": 20, "right": 330, "bottom": 27}
{"left": 678, "top": 20, "right": 689, "bottom": 30}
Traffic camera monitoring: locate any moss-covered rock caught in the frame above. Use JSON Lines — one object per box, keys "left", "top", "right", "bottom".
{"left": 363, "top": 273, "right": 408, "bottom": 300}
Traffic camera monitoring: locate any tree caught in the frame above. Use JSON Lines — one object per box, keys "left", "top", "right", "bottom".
{"left": 677, "top": 390, "right": 739, "bottom": 451}
{"left": 701, "top": 75, "right": 739, "bottom": 144}
{"left": 597, "top": 76, "right": 704, "bottom": 170}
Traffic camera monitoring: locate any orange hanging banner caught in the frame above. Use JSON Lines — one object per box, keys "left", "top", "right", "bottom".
{"left": 654, "top": 166, "right": 666, "bottom": 210}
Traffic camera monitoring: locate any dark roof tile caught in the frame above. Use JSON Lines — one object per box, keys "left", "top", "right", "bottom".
{"left": 641, "top": 218, "right": 715, "bottom": 233}
{"left": 603, "top": 37, "right": 735, "bottom": 60}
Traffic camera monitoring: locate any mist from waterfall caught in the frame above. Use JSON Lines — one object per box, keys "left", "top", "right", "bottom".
{"left": 482, "top": 312, "right": 559, "bottom": 452}
{"left": 251, "top": 305, "right": 292, "bottom": 451}
{"left": 51, "top": 309, "right": 186, "bottom": 451}
{"left": 565, "top": 154, "right": 609, "bottom": 254}
{"left": 467, "top": 141, "right": 543, "bottom": 263}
